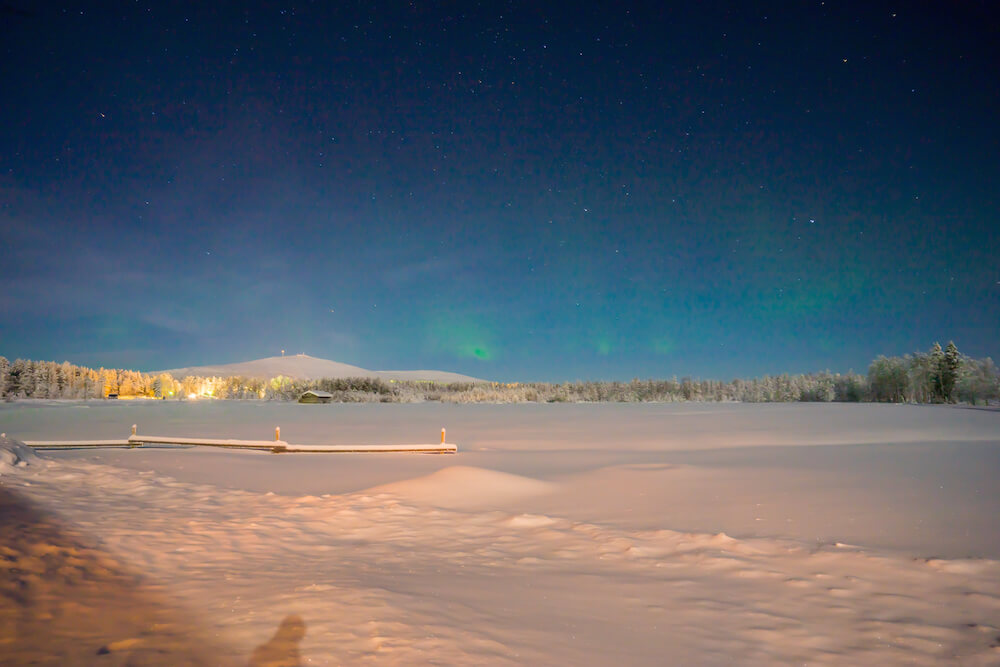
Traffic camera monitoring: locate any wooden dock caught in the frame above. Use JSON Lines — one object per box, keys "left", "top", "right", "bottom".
{"left": 23, "top": 439, "right": 137, "bottom": 450}
{"left": 23, "top": 425, "right": 457, "bottom": 454}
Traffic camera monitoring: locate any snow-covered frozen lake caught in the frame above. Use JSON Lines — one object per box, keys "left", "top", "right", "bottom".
{"left": 2, "top": 401, "right": 999, "bottom": 664}
{"left": 5, "top": 400, "right": 999, "bottom": 557}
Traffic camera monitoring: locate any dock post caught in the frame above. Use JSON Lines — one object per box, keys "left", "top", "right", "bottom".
{"left": 275, "top": 426, "right": 280, "bottom": 441}
{"left": 441, "top": 427, "right": 446, "bottom": 445}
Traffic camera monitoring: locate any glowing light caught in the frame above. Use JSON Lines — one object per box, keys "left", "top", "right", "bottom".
{"left": 425, "top": 312, "right": 497, "bottom": 362}
{"left": 465, "top": 345, "right": 492, "bottom": 360}
{"left": 652, "top": 337, "right": 676, "bottom": 355}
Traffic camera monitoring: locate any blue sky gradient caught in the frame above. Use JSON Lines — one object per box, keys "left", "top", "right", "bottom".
{"left": 1, "top": 2, "right": 997, "bottom": 381}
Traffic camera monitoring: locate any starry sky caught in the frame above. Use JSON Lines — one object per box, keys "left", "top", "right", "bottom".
{"left": 1, "top": 1, "right": 997, "bottom": 382}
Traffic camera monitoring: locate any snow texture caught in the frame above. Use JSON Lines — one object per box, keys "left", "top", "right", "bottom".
{"left": 2, "top": 402, "right": 999, "bottom": 664}
{"left": 0, "top": 433, "right": 39, "bottom": 474}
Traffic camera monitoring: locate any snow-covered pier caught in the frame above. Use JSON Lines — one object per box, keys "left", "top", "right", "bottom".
{"left": 21, "top": 439, "right": 137, "bottom": 449}
{"left": 22, "top": 425, "right": 457, "bottom": 454}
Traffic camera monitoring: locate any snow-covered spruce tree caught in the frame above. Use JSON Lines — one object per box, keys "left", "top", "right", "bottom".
{"left": 941, "top": 341, "right": 961, "bottom": 403}
{"left": 929, "top": 342, "right": 946, "bottom": 402}
{"left": 6, "top": 359, "right": 28, "bottom": 398}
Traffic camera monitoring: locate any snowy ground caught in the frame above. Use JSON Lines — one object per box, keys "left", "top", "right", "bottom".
{"left": 1, "top": 401, "right": 999, "bottom": 664}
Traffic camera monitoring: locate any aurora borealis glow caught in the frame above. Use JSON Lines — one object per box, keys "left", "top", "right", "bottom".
{"left": 1, "top": 2, "right": 997, "bottom": 381}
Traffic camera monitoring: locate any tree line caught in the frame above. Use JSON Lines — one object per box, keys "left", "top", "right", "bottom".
{"left": 1, "top": 342, "right": 997, "bottom": 404}
{"left": 866, "top": 342, "right": 997, "bottom": 405}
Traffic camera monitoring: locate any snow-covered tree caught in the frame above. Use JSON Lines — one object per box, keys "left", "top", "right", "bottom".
{"left": 957, "top": 356, "right": 999, "bottom": 406}
{"left": 0, "top": 356, "right": 8, "bottom": 397}
{"left": 941, "top": 341, "right": 961, "bottom": 403}
{"left": 928, "top": 342, "right": 946, "bottom": 402}
{"left": 868, "top": 356, "right": 908, "bottom": 402}
{"left": 6, "top": 359, "right": 28, "bottom": 398}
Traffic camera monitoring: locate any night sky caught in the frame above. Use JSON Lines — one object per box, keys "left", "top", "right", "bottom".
{"left": 1, "top": 2, "right": 997, "bottom": 382}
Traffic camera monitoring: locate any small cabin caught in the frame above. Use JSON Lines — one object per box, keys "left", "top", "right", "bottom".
{"left": 298, "top": 390, "right": 333, "bottom": 404}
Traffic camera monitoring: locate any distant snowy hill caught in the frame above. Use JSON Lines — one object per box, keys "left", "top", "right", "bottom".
{"left": 156, "top": 354, "right": 485, "bottom": 383}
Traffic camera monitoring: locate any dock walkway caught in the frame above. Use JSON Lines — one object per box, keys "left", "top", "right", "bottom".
{"left": 23, "top": 426, "right": 457, "bottom": 454}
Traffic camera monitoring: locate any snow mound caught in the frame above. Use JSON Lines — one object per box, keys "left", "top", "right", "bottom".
{"left": 364, "top": 465, "right": 555, "bottom": 509}
{"left": 0, "top": 435, "right": 40, "bottom": 475}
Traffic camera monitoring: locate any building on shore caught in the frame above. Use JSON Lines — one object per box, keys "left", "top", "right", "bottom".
{"left": 298, "top": 390, "right": 333, "bottom": 404}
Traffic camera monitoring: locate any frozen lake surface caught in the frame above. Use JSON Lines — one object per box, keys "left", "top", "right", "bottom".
{"left": 2, "top": 401, "right": 999, "bottom": 664}
{"left": 6, "top": 400, "right": 999, "bottom": 557}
